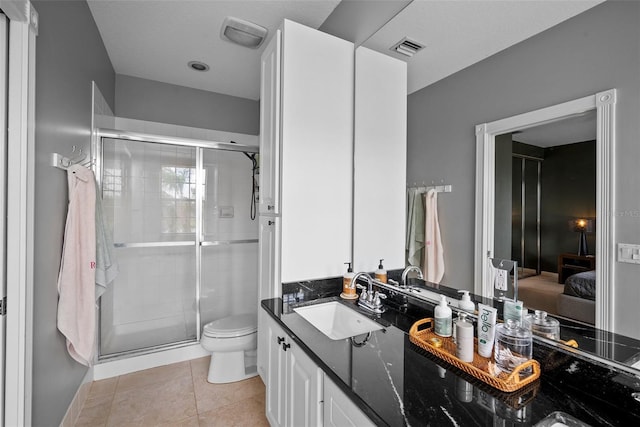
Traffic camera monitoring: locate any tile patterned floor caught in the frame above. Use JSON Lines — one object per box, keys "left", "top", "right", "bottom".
{"left": 75, "top": 357, "right": 268, "bottom": 427}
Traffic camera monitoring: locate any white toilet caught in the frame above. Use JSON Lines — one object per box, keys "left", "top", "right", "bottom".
{"left": 200, "top": 313, "right": 258, "bottom": 384}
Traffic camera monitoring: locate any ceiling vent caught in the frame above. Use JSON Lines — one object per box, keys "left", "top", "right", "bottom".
{"left": 390, "top": 37, "right": 425, "bottom": 57}
{"left": 220, "top": 17, "right": 268, "bottom": 49}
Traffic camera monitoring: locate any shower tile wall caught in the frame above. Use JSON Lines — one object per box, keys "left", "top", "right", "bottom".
{"left": 100, "top": 138, "right": 258, "bottom": 356}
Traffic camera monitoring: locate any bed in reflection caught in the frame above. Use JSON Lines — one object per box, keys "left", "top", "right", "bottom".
{"left": 556, "top": 270, "right": 596, "bottom": 325}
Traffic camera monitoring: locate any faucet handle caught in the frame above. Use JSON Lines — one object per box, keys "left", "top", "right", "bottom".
{"left": 373, "top": 291, "right": 387, "bottom": 307}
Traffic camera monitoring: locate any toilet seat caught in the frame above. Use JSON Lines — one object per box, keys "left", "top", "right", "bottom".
{"left": 203, "top": 313, "right": 257, "bottom": 338}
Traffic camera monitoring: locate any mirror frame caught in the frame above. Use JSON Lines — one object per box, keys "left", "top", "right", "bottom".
{"left": 474, "top": 89, "right": 617, "bottom": 332}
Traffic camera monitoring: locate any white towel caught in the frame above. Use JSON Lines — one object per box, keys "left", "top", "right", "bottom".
{"left": 57, "top": 164, "right": 97, "bottom": 366}
{"left": 94, "top": 180, "right": 118, "bottom": 300}
{"left": 423, "top": 189, "right": 445, "bottom": 283}
{"left": 406, "top": 187, "right": 425, "bottom": 266}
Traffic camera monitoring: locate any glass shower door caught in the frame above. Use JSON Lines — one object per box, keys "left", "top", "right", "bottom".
{"left": 200, "top": 148, "right": 258, "bottom": 326}
{"left": 99, "top": 138, "right": 199, "bottom": 356}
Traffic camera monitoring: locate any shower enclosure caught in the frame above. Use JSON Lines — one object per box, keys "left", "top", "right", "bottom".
{"left": 96, "top": 130, "right": 259, "bottom": 358}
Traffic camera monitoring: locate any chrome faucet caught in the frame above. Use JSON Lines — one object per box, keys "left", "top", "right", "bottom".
{"left": 401, "top": 265, "right": 424, "bottom": 287}
{"left": 353, "top": 272, "right": 386, "bottom": 314}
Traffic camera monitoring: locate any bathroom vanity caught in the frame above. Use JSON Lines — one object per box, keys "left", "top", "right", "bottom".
{"left": 260, "top": 278, "right": 640, "bottom": 426}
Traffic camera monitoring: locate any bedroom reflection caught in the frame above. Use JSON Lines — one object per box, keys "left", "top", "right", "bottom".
{"left": 493, "top": 111, "right": 597, "bottom": 325}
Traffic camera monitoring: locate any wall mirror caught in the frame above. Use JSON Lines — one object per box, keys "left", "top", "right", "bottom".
{"left": 471, "top": 90, "right": 640, "bottom": 372}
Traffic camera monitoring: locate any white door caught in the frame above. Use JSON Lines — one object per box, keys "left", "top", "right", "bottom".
{"left": 265, "top": 316, "right": 286, "bottom": 427}
{"left": 0, "top": 12, "right": 9, "bottom": 423}
{"left": 258, "top": 29, "right": 281, "bottom": 215}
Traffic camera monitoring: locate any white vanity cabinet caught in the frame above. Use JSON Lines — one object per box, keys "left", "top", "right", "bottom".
{"left": 264, "top": 313, "right": 323, "bottom": 427}
{"left": 352, "top": 47, "right": 407, "bottom": 273}
{"left": 323, "top": 375, "right": 375, "bottom": 427}
{"left": 258, "top": 19, "right": 354, "bottom": 287}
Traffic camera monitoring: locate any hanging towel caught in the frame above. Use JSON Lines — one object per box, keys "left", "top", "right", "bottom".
{"left": 406, "top": 187, "right": 425, "bottom": 266}
{"left": 57, "top": 164, "right": 97, "bottom": 366}
{"left": 94, "top": 180, "right": 118, "bottom": 300}
{"left": 423, "top": 189, "right": 445, "bottom": 283}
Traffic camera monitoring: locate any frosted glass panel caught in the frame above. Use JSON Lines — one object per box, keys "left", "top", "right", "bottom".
{"left": 100, "top": 246, "right": 197, "bottom": 355}
{"left": 202, "top": 149, "right": 258, "bottom": 240}
{"left": 201, "top": 244, "right": 258, "bottom": 326}
{"left": 100, "top": 138, "right": 197, "bottom": 356}
{"left": 102, "top": 138, "right": 197, "bottom": 243}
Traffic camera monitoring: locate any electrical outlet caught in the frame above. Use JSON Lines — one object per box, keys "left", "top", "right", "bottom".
{"left": 617, "top": 243, "right": 640, "bottom": 264}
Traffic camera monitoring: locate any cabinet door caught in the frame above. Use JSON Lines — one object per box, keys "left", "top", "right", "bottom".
{"left": 265, "top": 315, "right": 287, "bottom": 427}
{"left": 279, "top": 19, "right": 354, "bottom": 282}
{"left": 258, "top": 215, "right": 280, "bottom": 302}
{"left": 287, "top": 343, "right": 323, "bottom": 427}
{"left": 323, "top": 376, "right": 375, "bottom": 427}
{"left": 259, "top": 29, "right": 281, "bottom": 215}
{"left": 352, "top": 47, "right": 407, "bottom": 272}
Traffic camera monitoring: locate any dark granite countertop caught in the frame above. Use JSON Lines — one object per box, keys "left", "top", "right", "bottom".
{"left": 263, "top": 277, "right": 640, "bottom": 426}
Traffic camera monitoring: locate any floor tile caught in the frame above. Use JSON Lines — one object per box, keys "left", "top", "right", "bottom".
{"left": 115, "top": 360, "right": 192, "bottom": 393}
{"left": 193, "top": 374, "right": 265, "bottom": 415}
{"left": 88, "top": 377, "right": 118, "bottom": 398}
{"left": 198, "top": 395, "right": 269, "bottom": 427}
{"left": 74, "top": 394, "right": 113, "bottom": 427}
{"left": 106, "top": 375, "right": 197, "bottom": 426}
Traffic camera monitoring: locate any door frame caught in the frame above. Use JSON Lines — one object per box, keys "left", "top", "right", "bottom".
{"left": 1, "top": 1, "right": 38, "bottom": 425}
{"left": 474, "top": 89, "right": 616, "bottom": 333}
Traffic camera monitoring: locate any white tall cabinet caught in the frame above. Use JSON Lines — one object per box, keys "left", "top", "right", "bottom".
{"left": 258, "top": 19, "right": 354, "bottom": 302}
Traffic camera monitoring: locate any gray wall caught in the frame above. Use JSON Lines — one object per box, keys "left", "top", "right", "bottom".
{"left": 31, "top": 1, "right": 115, "bottom": 425}
{"left": 115, "top": 74, "right": 260, "bottom": 135}
{"left": 540, "top": 141, "right": 596, "bottom": 272}
{"left": 407, "top": 0, "right": 640, "bottom": 338}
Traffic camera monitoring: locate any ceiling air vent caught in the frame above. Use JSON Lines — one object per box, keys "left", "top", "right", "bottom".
{"left": 390, "top": 37, "right": 425, "bottom": 57}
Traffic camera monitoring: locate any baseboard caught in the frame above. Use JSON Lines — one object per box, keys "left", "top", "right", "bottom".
{"left": 92, "top": 342, "right": 209, "bottom": 380}
{"left": 59, "top": 367, "right": 94, "bottom": 427}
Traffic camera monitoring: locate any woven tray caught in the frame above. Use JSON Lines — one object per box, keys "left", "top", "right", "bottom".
{"left": 409, "top": 318, "right": 540, "bottom": 393}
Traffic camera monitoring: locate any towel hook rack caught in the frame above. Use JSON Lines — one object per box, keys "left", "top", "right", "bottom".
{"left": 51, "top": 146, "right": 89, "bottom": 170}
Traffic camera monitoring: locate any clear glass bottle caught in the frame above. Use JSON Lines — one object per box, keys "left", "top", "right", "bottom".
{"left": 494, "top": 319, "right": 532, "bottom": 375}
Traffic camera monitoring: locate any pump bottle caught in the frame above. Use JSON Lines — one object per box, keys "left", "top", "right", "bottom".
{"left": 341, "top": 262, "right": 357, "bottom": 300}
{"left": 375, "top": 259, "right": 387, "bottom": 283}
{"left": 434, "top": 294, "right": 452, "bottom": 337}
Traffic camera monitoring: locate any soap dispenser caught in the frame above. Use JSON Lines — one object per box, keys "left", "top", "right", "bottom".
{"left": 457, "top": 290, "right": 476, "bottom": 313}
{"left": 375, "top": 259, "right": 388, "bottom": 283}
{"left": 434, "top": 294, "right": 452, "bottom": 337}
{"left": 341, "top": 262, "right": 357, "bottom": 300}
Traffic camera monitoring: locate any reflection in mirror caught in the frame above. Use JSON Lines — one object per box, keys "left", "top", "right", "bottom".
{"left": 493, "top": 112, "right": 597, "bottom": 326}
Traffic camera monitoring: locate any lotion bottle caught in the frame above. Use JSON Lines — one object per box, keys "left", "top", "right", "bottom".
{"left": 434, "top": 294, "right": 452, "bottom": 337}
{"left": 455, "top": 312, "right": 474, "bottom": 362}
{"left": 375, "top": 259, "right": 388, "bottom": 283}
{"left": 457, "top": 290, "right": 476, "bottom": 313}
{"left": 341, "top": 262, "right": 356, "bottom": 299}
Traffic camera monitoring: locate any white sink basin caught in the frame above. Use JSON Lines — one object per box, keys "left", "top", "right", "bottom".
{"left": 293, "top": 301, "right": 383, "bottom": 340}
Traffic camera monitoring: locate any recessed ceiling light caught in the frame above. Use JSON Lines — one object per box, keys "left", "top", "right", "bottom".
{"left": 220, "top": 17, "right": 268, "bottom": 49}
{"left": 188, "top": 61, "right": 210, "bottom": 72}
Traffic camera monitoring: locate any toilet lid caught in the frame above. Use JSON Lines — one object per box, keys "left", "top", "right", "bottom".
{"left": 203, "top": 313, "right": 257, "bottom": 338}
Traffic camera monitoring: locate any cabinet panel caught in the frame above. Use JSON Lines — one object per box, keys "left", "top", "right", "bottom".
{"left": 259, "top": 29, "right": 281, "bottom": 215}
{"left": 287, "top": 344, "right": 323, "bottom": 427}
{"left": 353, "top": 47, "right": 407, "bottom": 272}
{"left": 258, "top": 215, "right": 280, "bottom": 302}
{"left": 323, "top": 376, "right": 375, "bottom": 427}
{"left": 279, "top": 20, "right": 353, "bottom": 282}
{"left": 265, "top": 315, "right": 287, "bottom": 427}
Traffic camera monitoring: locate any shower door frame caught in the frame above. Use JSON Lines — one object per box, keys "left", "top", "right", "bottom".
{"left": 94, "top": 128, "right": 259, "bottom": 360}
{"left": 512, "top": 153, "right": 543, "bottom": 278}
